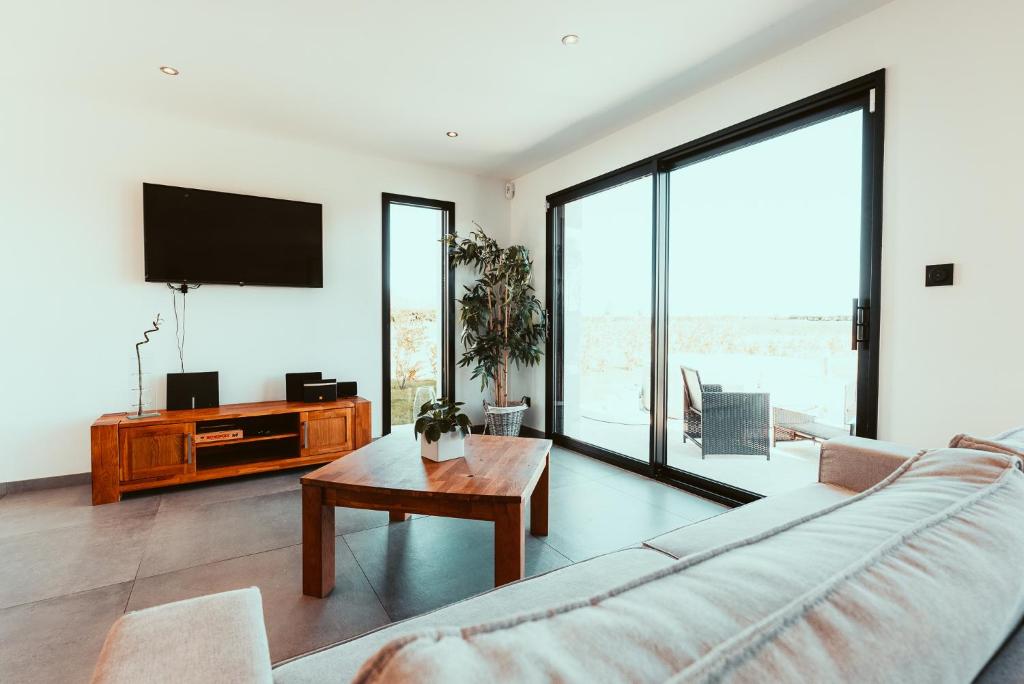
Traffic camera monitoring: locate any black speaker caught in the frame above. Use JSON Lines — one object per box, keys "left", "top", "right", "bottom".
{"left": 167, "top": 372, "right": 220, "bottom": 411}
{"left": 286, "top": 372, "right": 321, "bottom": 402}
{"left": 337, "top": 381, "right": 357, "bottom": 397}
{"left": 303, "top": 379, "right": 337, "bottom": 403}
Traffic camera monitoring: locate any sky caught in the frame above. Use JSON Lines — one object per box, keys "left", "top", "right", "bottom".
{"left": 564, "top": 110, "right": 863, "bottom": 318}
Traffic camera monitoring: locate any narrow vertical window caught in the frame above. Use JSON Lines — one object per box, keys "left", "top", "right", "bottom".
{"left": 382, "top": 194, "right": 455, "bottom": 435}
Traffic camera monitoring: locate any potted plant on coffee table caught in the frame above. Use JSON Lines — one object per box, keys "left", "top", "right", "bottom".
{"left": 414, "top": 398, "right": 472, "bottom": 462}
{"left": 443, "top": 225, "right": 547, "bottom": 436}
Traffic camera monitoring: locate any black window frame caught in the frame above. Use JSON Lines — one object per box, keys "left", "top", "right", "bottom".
{"left": 545, "top": 70, "right": 886, "bottom": 506}
{"left": 381, "top": 193, "right": 456, "bottom": 436}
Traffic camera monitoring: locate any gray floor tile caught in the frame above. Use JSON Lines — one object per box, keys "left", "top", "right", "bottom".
{"left": 156, "top": 468, "right": 312, "bottom": 511}
{"left": 0, "top": 581, "right": 132, "bottom": 684}
{"left": 0, "top": 484, "right": 161, "bottom": 539}
{"left": 137, "top": 489, "right": 391, "bottom": 578}
{"left": 548, "top": 461, "right": 597, "bottom": 490}
{"left": 333, "top": 507, "right": 395, "bottom": 536}
{"left": 138, "top": 489, "right": 301, "bottom": 578}
{"left": 344, "top": 515, "right": 571, "bottom": 621}
{"left": 540, "top": 479, "right": 692, "bottom": 562}
{"left": 550, "top": 446, "right": 634, "bottom": 481}
{"left": 597, "top": 470, "right": 729, "bottom": 521}
{"left": 0, "top": 514, "right": 154, "bottom": 609}
{"left": 128, "top": 542, "right": 390, "bottom": 663}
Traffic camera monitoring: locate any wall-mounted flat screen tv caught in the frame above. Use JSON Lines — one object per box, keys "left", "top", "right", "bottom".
{"left": 143, "top": 183, "right": 323, "bottom": 287}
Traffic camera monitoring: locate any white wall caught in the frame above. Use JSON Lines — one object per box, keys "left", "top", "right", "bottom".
{"left": 510, "top": 0, "right": 1024, "bottom": 448}
{"left": 0, "top": 91, "right": 507, "bottom": 482}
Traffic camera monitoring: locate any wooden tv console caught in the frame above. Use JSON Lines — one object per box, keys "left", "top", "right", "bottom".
{"left": 90, "top": 398, "right": 371, "bottom": 505}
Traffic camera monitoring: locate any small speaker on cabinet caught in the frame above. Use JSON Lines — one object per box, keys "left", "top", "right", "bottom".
{"left": 303, "top": 379, "right": 337, "bottom": 403}
{"left": 925, "top": 263, "right": 955, "bottom": 287}
{"left": 167, "top": 372, "right": 220, "bottom": 411}
{"left": 337, "top": 381, "right": 358, "bottom": 397}
{"left": 286, "top": 372, "right": 322, "bottom": 402}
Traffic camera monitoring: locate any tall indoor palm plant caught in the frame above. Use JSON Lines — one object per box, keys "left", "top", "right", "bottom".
{"left": 444, "top": 225, "right": 546, "bottom": 434}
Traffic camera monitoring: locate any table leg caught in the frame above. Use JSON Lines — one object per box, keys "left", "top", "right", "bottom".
{"left": 302, "top": 484, "right": 335, "bottom": 598}
{"left": 494, "top": 502, "right": 525, "bottom": 586}
{"left": 389, "top": 511, "right": 410, "bottom": 523}
{"left": 530, "top": 455, "right": 549, "bottom": 537}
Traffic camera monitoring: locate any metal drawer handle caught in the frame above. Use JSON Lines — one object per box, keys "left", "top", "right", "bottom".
{"left": 303, "top": 422, "right": 309, "bottom": 449}
{"left": 187, "top": 433, "right": 194, "bottom": 465}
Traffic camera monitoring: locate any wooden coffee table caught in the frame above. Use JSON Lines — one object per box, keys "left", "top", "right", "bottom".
{"left": 300, "top": 433, "right": 552, "bottom": 597}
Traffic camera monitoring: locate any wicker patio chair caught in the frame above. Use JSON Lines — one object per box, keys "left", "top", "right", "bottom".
{"left": 681, "top": 366, "right": 770, "bottom": 460}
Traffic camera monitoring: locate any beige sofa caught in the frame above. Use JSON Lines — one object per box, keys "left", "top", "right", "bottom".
{"left": 91, "top": 436, "right": 1024, "bottom": 683}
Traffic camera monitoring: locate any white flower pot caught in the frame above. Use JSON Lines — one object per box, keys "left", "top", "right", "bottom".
{"left": 420, "top": 430, "right": 466, "bottom": 462}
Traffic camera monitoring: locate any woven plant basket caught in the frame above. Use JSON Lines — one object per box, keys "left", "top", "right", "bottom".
{"left": 483, "top": 401, "right": 527, "bottom": 437}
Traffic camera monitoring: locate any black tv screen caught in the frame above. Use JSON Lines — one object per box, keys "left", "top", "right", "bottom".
{"left": 143, "top": 183, "right": 323, "bottom": 287}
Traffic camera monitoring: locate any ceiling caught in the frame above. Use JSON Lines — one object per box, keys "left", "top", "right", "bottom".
{"left": 5, "top": 1, "right": 891, "bottom": 178}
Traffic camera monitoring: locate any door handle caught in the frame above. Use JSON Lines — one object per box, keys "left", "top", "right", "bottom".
{"left": 186, "top": 433, "right": 194, "bottom": 465}
{"left": 851, "top": 298, "right": 868, "bottom": 351}
{"left": 302, "top": 421, "right": 309, "bottom": 449}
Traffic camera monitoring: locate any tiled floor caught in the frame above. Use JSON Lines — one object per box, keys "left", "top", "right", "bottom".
{"left": 0, "top": 446, "right": 727, "bottom": 683}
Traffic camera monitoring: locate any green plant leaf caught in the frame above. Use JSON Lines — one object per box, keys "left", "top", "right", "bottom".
{"left": 413, "top": 416, "right": 430, "bottom": 435}
{"left": 426, "top": 424, "right": 441, "bottom": 443}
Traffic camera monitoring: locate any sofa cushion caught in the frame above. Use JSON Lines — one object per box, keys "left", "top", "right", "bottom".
{"left": 351, "top": 449, "right": 1024, "bottom": 684}
{"left": 271, "top": 547, "right": 674, "bottom": 684}
{"left": 92, "top": 587, "right": 272, "bottom": 684}
{"left": 645, "top": 482, "right": 853, "bottom": 559}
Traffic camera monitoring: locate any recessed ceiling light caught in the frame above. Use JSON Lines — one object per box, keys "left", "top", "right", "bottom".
{"left": 561, "top": 34, "right": 580, "bottom": 46}
{"left": 159, "top": 66, "right": 180, "bottom": 76}
{"left": 445, "top": 131, "right": 459, "bottom": 138}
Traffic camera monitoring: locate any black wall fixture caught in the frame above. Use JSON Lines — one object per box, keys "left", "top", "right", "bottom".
{"left": 925, "top": 263, "right": 955, "bottom": 287}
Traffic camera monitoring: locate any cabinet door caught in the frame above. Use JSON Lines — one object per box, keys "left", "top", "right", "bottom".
{"left": 301, "top": 409, "right": 354, "bottom": 456}
{"left": 120, "top": 423, "right": 194, "bottom": 482}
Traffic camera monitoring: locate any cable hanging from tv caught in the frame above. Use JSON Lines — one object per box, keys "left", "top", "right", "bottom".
{"left": 168, "top": 282, "right": 200, "bottom": 372}
{"left": 167, "top": 282, "right": 200, "bottom": 295}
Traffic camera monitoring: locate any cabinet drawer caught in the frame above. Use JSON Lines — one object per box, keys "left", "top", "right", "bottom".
{"left": 119, "top": 423, "right": 194, "bottom": 482}
{"left": 301, "top": 409, "right": 354, "bottom": 456}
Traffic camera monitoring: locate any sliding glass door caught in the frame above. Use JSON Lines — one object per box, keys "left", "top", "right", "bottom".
{"left": 547, "top": 73, "right": 884, "bottom": 503}
{"left": 554, "top": 176, "right": 653, "bottom": 463}
{"left": 665, "top": 110, "right": 863, "bottom": 496}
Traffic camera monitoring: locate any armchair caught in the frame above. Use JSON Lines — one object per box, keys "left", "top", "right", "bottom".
{"left": 681, "top": 366, "right": 770, "bottom": 460}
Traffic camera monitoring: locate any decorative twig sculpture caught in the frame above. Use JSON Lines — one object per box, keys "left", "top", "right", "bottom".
{"left": 131, "top": 313, "right": 163, "bottom": 418}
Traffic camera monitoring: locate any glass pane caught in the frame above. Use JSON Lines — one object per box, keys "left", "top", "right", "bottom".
{"left": 666, "top": 110, "right": 863, "bottom": 495}
{"left": 389, "top": 204, "right": 443, "bottom": 432}
{"left": 557, "top": 176, "right": 653, "bottom": 461}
